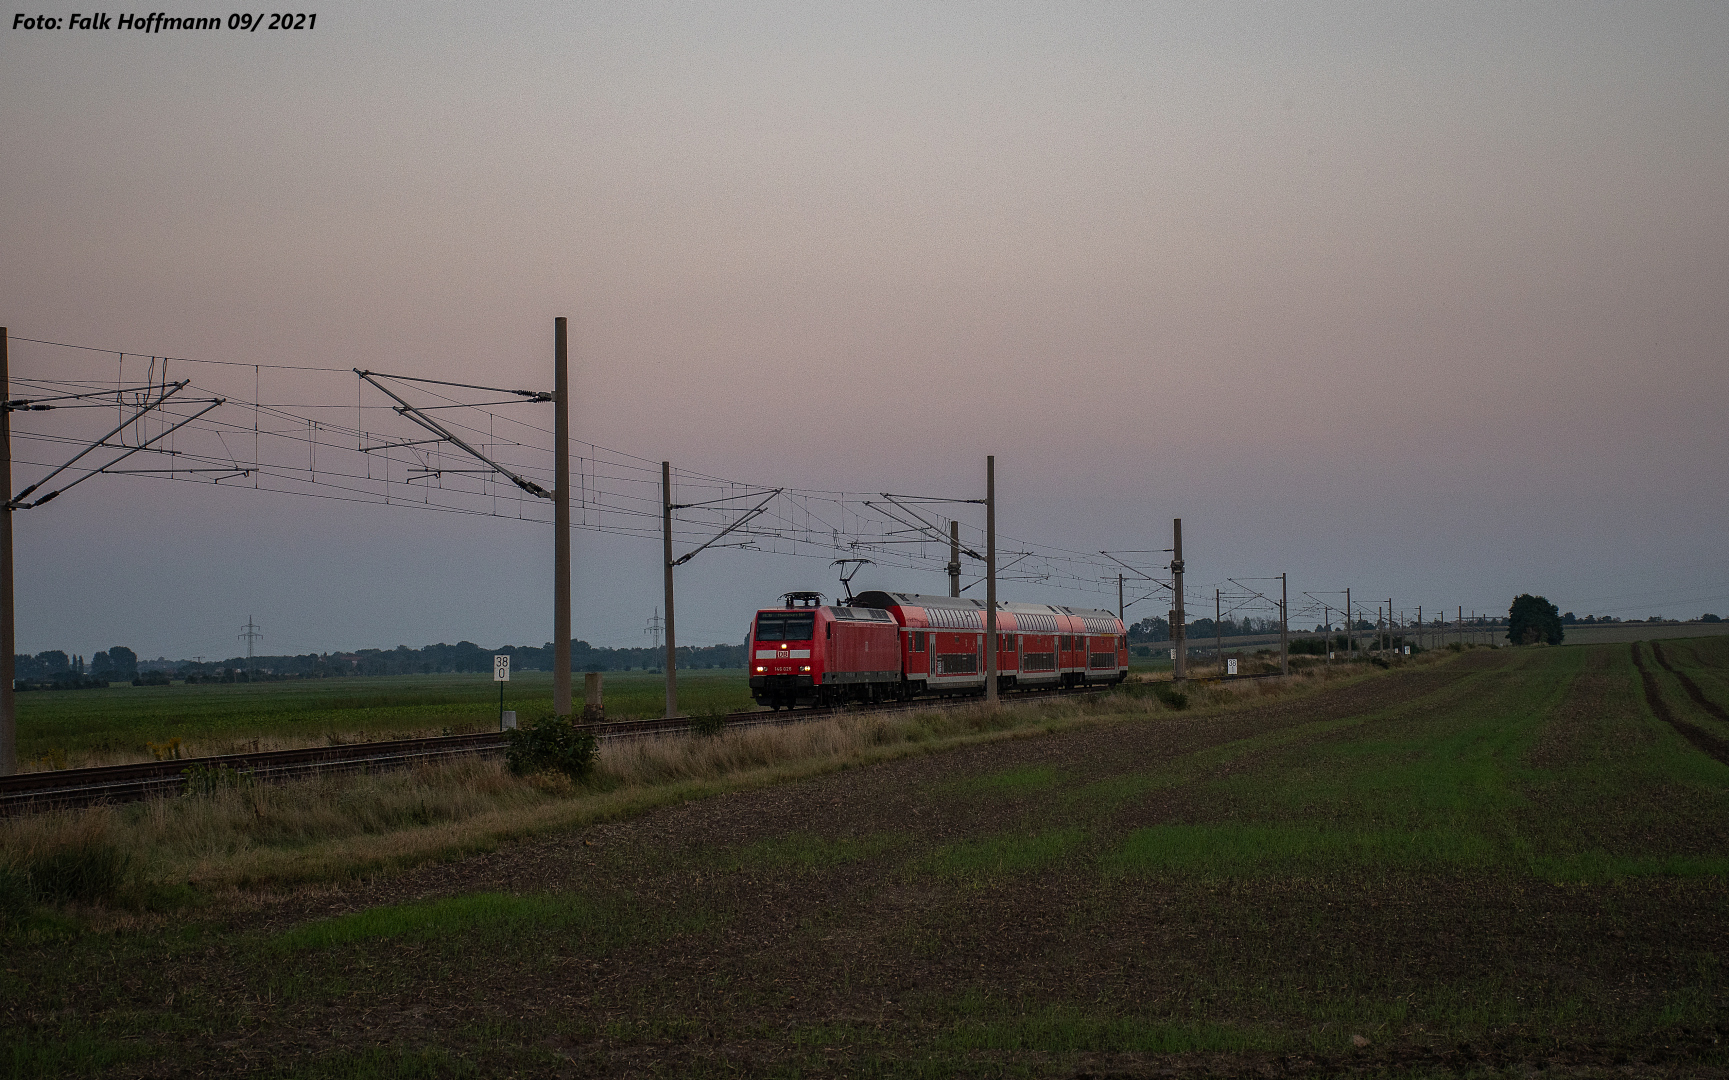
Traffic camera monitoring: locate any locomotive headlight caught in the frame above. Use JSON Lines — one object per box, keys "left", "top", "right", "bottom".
{"left": 754, "top": 665, "right": 765, "bottom": 673}
{"left": 800, "top": 665, "right": 811, "bottom": 672}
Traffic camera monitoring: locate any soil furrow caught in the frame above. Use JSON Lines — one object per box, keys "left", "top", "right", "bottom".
{"left": 1651, "top": 640, "right": 1729, "bottom": 723}
{"left": 1631, "top": 642, "right": 1729, "bottom": 764}
{"left": 15, "top": 650, "right": 1728, "bottom": 1079}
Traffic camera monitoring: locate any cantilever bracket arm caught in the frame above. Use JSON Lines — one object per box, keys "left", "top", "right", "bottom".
{"left": 1227, "top": 578, "right": 1278, "bottom": 607}
{"left": 9, "top": 396, "right": 223, "bottom": 510}
{"left": 354, "top": 369, "right": 552, "bottom": 401}
{"left": 7, "top": 379, "right": 191, "bottom": 507}
{"left": 670, "top": 489, "right": 781, "bottom": 567}
{"left": 865, "top": 496, "right": 984, "bottom": 561}
{"left": 1098, "top": 550, "right": 1168, "bottom": 586}
{"left": 670, "top": 489, "right": 778, "bottom": 510}
{"left": 877, "top": 493, "right": 987, "bottom": 505}
{"left": 1122, "top": 590, "right": 1172, "bottom": 613}
{"left": 355, "top": 369, "right": 550, "bottom": 499}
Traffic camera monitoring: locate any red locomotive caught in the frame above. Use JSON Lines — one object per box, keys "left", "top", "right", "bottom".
{"left": 747, "top": 590, "right": 1128, "bottom": 710}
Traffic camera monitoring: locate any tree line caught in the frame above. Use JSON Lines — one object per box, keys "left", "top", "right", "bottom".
{"left": 13, "top": 647, "right": 139, "bottom": 686}
{"left": 12, "top": 639, "right": 748, "bottom": 687}
{"left": 1126, "top": 616, "right": 1290, "bottom": 643}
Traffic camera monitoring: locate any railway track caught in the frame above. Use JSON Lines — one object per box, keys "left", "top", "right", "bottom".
{"left": 0, "top": 681, "right": 1130, "bottom": 812}
{"left": 0, "top": 731, "right": 510, "bottom": 813}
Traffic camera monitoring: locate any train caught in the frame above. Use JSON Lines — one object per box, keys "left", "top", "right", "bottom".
{"left": 747, "top": 589, "right": 1129, "bottom": 710}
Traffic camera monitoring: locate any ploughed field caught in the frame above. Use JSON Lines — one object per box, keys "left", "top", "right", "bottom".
{"left": 15, "top": 669, "right": 757, "bottom": 769}
{"left": 1560, "top": 621, "right": 1729, "bottom": 646}
{"left": 6, "top": 641, "right": 1729, "bottom": 1077}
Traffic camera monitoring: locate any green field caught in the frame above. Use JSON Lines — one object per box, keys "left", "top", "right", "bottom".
{"left": 3, "top": 639, "right": 1726, "bottom": 1076}
{"left": 16, "top": 669, "right": 756, "bottom": 768}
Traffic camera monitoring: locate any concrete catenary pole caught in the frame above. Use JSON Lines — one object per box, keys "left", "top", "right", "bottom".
{"left": 984, "top": 456, "right": 997, "bottom": 704}
{"left": 1171, "top": 518, "right": 1187, "bottom": 682}
{"left": 1280, "top": 572, "right": 1289, "bottom": 676}
{"left": 1387, "top": 598, "right": 1393, "bottom": 653}
{"left": 1118, "top": 574, "right": 1124, "bottom": 624}
{"left": 1346, "top": 587, "right": 1354, "bottom": 655}
{"left": 1215, "top": 588, "right": 1222, "bottom": 674}
{"left": 0, "top": 328, "right": 13, "bottom": 775}
{"left": 662, "top": 461, "right": 678, "bottom": 718}
{"left": 948, "top": 521, "right": 961, "bottom": 598}
{"left": 553, "top": 318, "right": 572, "bottom": 718}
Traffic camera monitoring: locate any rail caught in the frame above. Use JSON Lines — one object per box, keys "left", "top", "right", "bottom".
{"left": 0, "top": 680, "right": 1126, "bottom": 812}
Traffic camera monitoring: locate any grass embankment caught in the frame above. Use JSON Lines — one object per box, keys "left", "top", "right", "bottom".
{"left": 4, "top": 642, "right": 1727, "bottom": 1077}
{"left": 15, "top": 669, "right": 756, "bottom": 769}
{"left": 1, "top": 663, "right": 1355, "bottom": 901}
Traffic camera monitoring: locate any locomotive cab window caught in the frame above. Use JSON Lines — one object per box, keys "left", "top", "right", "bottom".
{"left": 755, "top": 613, "right": 816, "bottom": 641}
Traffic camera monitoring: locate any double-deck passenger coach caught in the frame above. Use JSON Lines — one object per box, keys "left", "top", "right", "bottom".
{"left": 747, "top": 590, "right": 1127, "bottom": 710}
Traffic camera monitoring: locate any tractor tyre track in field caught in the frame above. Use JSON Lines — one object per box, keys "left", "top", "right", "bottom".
{"left": 13, "top": 649, "right": 1729, "bottom": 1078}
{"left": 254, "top": 654, "right": 1493, "bottom": 931}
{"left": 1632, "top": 642, "right": 1729, "bottom": 765}
{"left": 1651, "top": 640, "right": 1729, "bottom": 723}
{"left": 203, "top": 650, "right": 1726, "bottom": 1078}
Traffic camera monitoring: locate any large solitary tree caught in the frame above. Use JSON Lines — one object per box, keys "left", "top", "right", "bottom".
{"left": 1507, "top": 594, "right": 1564, "bottom": 646}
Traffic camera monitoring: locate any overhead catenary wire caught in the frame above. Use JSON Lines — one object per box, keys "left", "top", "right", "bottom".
{"left": 4, "top": 338, "right": 1171, "bottom": 604}
{"left": 19, "top": 335, "right": 1687, "bottom": 619}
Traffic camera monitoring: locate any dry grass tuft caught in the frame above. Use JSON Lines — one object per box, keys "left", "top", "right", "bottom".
{"left": 25, "top": 728, "right": 484, "bottom": 773}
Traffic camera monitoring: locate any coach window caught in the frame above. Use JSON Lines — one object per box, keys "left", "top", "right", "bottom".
{"left": 913, "top": 631, "right": 926, "bottom": 652}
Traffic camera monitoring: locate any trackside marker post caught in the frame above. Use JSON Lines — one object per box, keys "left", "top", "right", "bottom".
{"left": 584, "top": 672, "right": 603, "bottom": 721}
{"left": 494, "top": 654, "right": 512, "bottom": 729}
